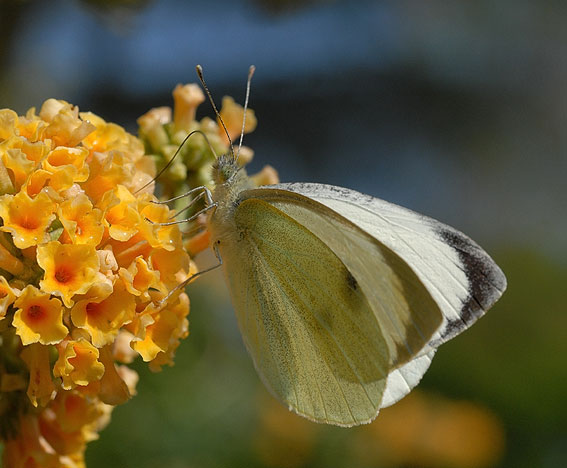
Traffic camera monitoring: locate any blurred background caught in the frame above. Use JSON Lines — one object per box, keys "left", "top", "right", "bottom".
{"left": 1, "top": 0, "right": 566, "bottom": 467}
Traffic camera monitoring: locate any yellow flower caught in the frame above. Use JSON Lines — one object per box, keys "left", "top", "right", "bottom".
{"left": 22, "top": 169, "right": 74, "bottom": 198}
{"left": 218, "top": 95, "right": 257, "bottom": 142}
{"left": 149, "top": 247, "right": 191, "bottom": 290}
{"left": 50, "top": 390, "right": 104, "bottom": 433}
{"left": 38, "top": 241, "right": 100, "bottom": 307}
{"left": 137, "top": 106, "right": 171, "bottom": 152}
{"left": 119, "top": 256, "right": 163, "bottom": 301}
{"left": 100, "top": 185, "right": 141, "bottom": 242}
{"left": 172, "top": 83, "right": 205, "bottom": 132}
{"left": 80, "top": 113, "right": 153, "bottom": 198}
{"left": 40, "top": 99, "right": 96, "bottom": 148}
{"left": 33, "top": 146, "right": 91, "bottom": 193}
{"left": 137, "top": 195, "right": 183, "bottom": 251}
{"left": 2, "top": 414, "right": 62, "bottom": 468}
{"left": 0, "top": 91, "right": 205, "bottom": 466}
{"left": 58, "top": 193, "right": 104, "bottom": 246}
{"left": 20, "top": 343, "right": 56, "bottom": 407}
{"left": 107, "top": 232, "right": 153, "bottom": 269}
{"left": 54, "top": 339, "right": 105, "bottom": 390}
{"left": 80, "top": 112, "right": 144, "bottom": 159}
{"left": 0, "top": 275, "right": 18, "bottom": 320}
{"left": 43, "top": 147, "right": 89, "bottom": 182}
{"left": 112, "top": 330, "right": 137, "bottom": 364}
{"left": 39, "top": 407, "right": 93, "bottom": 460}
{"left": 132, "top": 292, "right": 189, "bottom": 369}
{"left": 12, "top": 285, "right": 68, "bottom": 345}
{"left": 0, "top": 191, "right": 56, "bottom": 249}
{"left": 71, "top": 280, "right": 136, "bottom": 348}
{"left": 2, "top": 146, "right": 35, "bottom": 190}
{"left": 0, "top": 108, "right": 18, "bottom": 140}
{"left": 81, "top": 151, "right": 133, "bottom": 203}
{"left": 15, "top": 138, "right": 49, "bottom": 165}
{"left": 98, "top": 345, "right": 132, "bottom": 405}
{"left": 147, "top": 293, "right": 190, "bottom": 373}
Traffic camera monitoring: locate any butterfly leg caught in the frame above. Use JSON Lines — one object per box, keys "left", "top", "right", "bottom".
{"left": 147, "top": 186, "right": 217, "bottom": 227}
{"left": 158, "top": 242, "right": 223, "bottom": 305}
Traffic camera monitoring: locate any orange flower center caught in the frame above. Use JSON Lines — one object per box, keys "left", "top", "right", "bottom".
{"left": 19, "top": 216, "right": 39, "bottom": 230}
{"left": 69, "top": 344, "right": 95, "bottom": 367}
{"left": 55, "top": 267, "right": 74, "bottom": 284}
{"left": 27, "top": 304, "right": 45, "bottom": 321}
{"left": 85, "top": 302, "right": 101, "bottom": 317}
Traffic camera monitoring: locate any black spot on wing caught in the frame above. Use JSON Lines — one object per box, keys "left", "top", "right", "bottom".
{"left": 346, "top": 271, "right": 358, "bottom": 291}
{"left": 437, "top": 226, "right": 507, "bottom": 336}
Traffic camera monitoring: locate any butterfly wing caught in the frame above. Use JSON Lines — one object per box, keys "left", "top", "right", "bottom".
{"left": 219, "top": 197, "right": 394, "bottom": 425}
{"left": 260, "top": 183, "right": 507, "bottom": 348}
{"left": 238, "top": 183, "right": 506, "bottom": 407}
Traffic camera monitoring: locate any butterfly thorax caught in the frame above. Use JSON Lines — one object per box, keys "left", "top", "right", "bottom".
{"left": 207, "top": 154, "right": 254, "bottom": 245}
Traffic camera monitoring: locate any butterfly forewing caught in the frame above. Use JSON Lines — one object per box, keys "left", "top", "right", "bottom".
{"left": 257, "top": 183, "right": 507, "bottom": 350}
{"left": 219, "top": 198, "right": 391, "bottom": 425}
{"left": 239, "top": 187, "right": 445, "bottom": 370}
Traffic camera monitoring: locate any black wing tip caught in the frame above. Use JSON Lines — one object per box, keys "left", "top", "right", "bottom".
{"left": 437, "top": 226, "right": 507, "bottom": 335}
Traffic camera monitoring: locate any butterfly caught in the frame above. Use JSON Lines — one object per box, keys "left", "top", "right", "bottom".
{"left": 205, "top": 152, "right": 506, "bottom": 427}
{"left": 166, "top": 66, "right": 507, "bottom": 427}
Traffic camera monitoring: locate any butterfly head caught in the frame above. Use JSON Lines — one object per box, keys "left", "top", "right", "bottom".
{"left": 212, "top": 153, "right": 240, "bottom": 185}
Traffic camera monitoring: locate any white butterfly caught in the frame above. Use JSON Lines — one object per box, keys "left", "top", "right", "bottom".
{"left": 204, "top": 153, "right": 506, "bottom": 427}
{"left": 158, "top": 66, "right": 506, "bottom": 427}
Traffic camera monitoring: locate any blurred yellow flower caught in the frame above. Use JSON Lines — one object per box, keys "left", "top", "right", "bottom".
{"left": 351, "top": 391, "right": 505, "bottom": 468}
{"left": 38, "top": 242, "right": 100, "bottom": 307}
{"left": 172, "top": 83, "right": 205, "bottom": 132}
{"left": 218, "top": 95, "right": 257, "bottom": 143}
{"left": 98, "top": 344, "right": 132, "bottom": 405}
{"left": 12, "top": 285, "right": 68, "bottom": 346}
{"left": 20, "top": 343, "right": 56, "bottom": 407}
{"left": 0, "top": 275, "right": 18, "bottom": 319}
{"left": 253, "top": 389, "right": 320, "bottom": 468}
{"left": 2, "top": 414, "right": 62, "bottom": 468}
{"left": 50, "top": 390, "right": 104, "bottom": 434}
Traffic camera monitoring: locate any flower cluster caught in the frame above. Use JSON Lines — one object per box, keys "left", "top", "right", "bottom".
{"left": 137, "top": 83, "right": 277, "bottom": 256}
{"left": 137, "top": 84, "right": 258, "bottom": 201}
{"left": 0, "top": 98, "right": 192, "bottom": 466}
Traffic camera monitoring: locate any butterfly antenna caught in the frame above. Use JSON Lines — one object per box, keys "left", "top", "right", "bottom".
{"left": 236, "top": 65, "right": 255, "bottom": 164}
{"left": 134, "top": 129, "right": 216, "bottom": 195}
{"left": 196, "top": 65, "right": 235, "bottom": 160}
